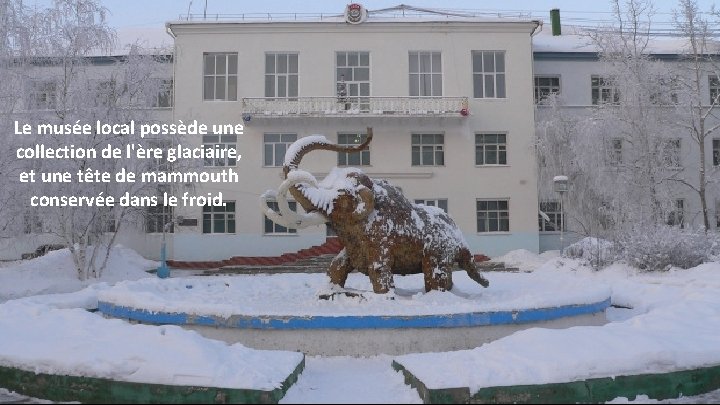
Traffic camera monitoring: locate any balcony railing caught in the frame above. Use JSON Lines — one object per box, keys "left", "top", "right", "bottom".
{"left": 241, "top": 96, "right": 469, "bottom": 118}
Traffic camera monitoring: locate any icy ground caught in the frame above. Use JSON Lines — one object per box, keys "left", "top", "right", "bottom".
{"left": 1, "top": 247, "right": 720, "bottom": 403}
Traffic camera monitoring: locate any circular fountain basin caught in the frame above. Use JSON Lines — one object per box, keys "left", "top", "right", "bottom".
{"left": 98, "top": 271, "right": 611, "bottom": 356}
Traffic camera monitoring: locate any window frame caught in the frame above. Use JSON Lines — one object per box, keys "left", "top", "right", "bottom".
{"left": 709, "top": 75, "right": 720, "bottom": 105}
{"left": 533, "top": 75, "right": 560, "bottom": 104}
{"left": 337, "top": 132, "right": 370, "bottom": 166}
{"left": 475, "top": 133, "right": 508, "bottom": 166}
{"left": 202, "top": 202, "right": 236, "bottom": 234}
{"left": 472, "top": 51, "right": 506, "bottom": 99}
{"left": 409, "top": 51, "right": 442, "bottom": 97}
{"left": 591, "top": 75, "right": 620, "bottom": 105}
{"left": 263, "top": 133, "right": 297, "bottom": 167}
{"left": 663, "top": 138, "right": 682, "bottom": 168}
{"left": 154, "top": 79, "right": 173, "bottom": 108}
{"left": 145, "top": 205, "right": 174, "bottom": 234}
{"left": 411, "top": 133, "right": 444, "bottom": 166}
{"left": 476, "top": 199, "right": 510, "bottom": 233}
{"left": 264, "top": 200, "right": 298, "bottom": 235}
{"left": 265, "top": 52, "right": 299, "bottom": 100}
{"left": 202, "top": 134, "right": 237, "bottom": 167}
{"left": 713, "top": 138, "right": 719, "bottom": 167}
{"left": 336, "top": 51, "right": 371, "bottom": 111}
{"left": 414, "top": 198, "right": 448, "bottom": 213}
{"left": 538, "top": 201, "right": 563, "bottom": 232}
{"left": 203, "top": 52, "right": 238, "bottom": 101}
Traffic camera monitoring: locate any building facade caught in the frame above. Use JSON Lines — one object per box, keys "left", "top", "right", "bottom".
{"left": 164, "top": 14, "right": 542, "bottom": 261}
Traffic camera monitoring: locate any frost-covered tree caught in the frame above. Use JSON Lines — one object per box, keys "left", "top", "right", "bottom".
{"left": 672, "top": 0, "right": 719, "bottom": 231}
{"left": 1, "top": 0, "right": 170, "bottom": 279}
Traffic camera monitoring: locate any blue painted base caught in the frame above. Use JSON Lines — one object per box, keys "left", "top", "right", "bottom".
{"left": 98, "top": 298, "right": 610, "bottom": 330}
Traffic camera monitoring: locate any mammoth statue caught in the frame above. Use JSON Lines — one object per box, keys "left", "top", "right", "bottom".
{"left": 261, "top": 127, "right": 489, "bottom": 294}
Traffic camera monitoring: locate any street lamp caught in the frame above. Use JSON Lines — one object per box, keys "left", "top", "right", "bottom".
{"left": 157, "top": 215, "right": 183, "bottom": 279}
{"left": 553, "top": 176, "right": 568, "bottom": 256}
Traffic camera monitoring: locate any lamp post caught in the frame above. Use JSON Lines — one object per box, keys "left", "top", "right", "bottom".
{"left": 553, "top": 176, "right": 568, "bottom": 256}
{"left": 157, "top": 216, "right": 183, "bottom": 279}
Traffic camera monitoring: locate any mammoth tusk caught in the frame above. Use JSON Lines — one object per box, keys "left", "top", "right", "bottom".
{"left": 274, "top": 172, "right": 328, "bottom": 229}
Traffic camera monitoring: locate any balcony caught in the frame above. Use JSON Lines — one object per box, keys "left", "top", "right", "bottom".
{"left": 241, "top": 96, "right": 469, "bottom": 118}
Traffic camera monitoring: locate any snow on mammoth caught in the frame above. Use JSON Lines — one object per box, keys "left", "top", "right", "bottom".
{"left": 261, "top": 127, "right": 489, "bottom": 295}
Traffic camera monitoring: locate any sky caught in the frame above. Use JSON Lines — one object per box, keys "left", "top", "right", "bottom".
{"left": 22, "top": 0, "right": 720, "bottom": 50}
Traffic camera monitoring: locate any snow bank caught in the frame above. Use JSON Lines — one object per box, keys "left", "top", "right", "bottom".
{"left": 0, "top": 245, "right": 156, "bottom": 302}
{"left": 493, "top": 249, "right": 553, "bottom": 272}
{"left": 395, "top": 259, "right": 720, "bottom": 392}
{"left": 0, "top": 300, "right": 303, "bottom": 390}
{"left": 97, "top": 270, "right": 610, "bottom": 318}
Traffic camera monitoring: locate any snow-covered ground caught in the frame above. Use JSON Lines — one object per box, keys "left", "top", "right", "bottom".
{"left": 96, "top": 269, "right": 610, "bottom": 318}
{"left": 1, "top": 247, "right": 720, "bottom": 403}
{"left": 0, "top": 245, "right": 157, "bottom": 302}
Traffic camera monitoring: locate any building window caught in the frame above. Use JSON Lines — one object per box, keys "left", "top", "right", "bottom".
{"left": 96, "top": 80, "right": 117, "bottom": 107}
{"left": 473, "top": 51, "right": 506, "bottom": 99}
{"left": 203, "top": 52, "right": 238, "bottom": 101}
{"left": 336, "top": 51, "right": 370, "bottom": 111}
{"left": 591, "top": 76, "right": 619, "bottom": 105}
{"left": 93, "top": 208, "right": 116, "bottom": 233}
{"left": 411, "top": 133, "right": 444, "bottom": 166}
{"left": 264, "top": 201, "right": 298, "bottom": 234}
{"left": 203, "top": 202, "right": 235, "bottom": 233}
{"left": 409, "top": 51, "right": 442, "bottom": 97}
{"left": 414, "top": 199, "right": 448, "bottom": 213}
{"left": 265, "top": 53, "right": 298, "bottom": 100}
{"left": 337, "top": 133, "right": 370, "bottom": 166}
{"left": 146, "top": 139, "right": 173, "bottom": 172}
{"left": 28, "top": 81, "right": 57, "bottom": 110}
{"left": 477, "top": 200, "right": 510, "bottom": 232}
{"left": 663, "top": 139, "right": 681, "bottom": 168}
{"left": 713, "top": 138, "right": 719, "bottom": 166}
{"left": 264, "top": 133, "right": 297, "bottom": 167}
{"left": 539, "top": 201, "right": 563, "bottom": 232}
{"left": 667, "top": 199, "right": 685, "bottom": 229}
{"left": 609, "top": 138, "right": 623, "bottom": 166}
{"left": 23, "top": 211, "right": 43, "bottom": 234}
{"left": 710, "top": 75, "right": 720, "bottom": 104}
{"left": 202, "top": 134, "right": 237, "bottom": 167}
{"left": 534, "top": 76, "right": 560, "bottom": 103}
{"left": 475, "top": 133, "right": 507, "bottom": 165}
{"left": 716, "top": 200, "right": 720, "bottom": 229}
{"left": 145, "top": 205, "right": 173, "bottom": 233}
{"left": 154, "top": 79, "right": 173, "bottom": 108}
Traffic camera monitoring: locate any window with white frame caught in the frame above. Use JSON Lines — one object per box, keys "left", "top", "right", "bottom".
{"left": 264, "top": 201, "right": 298, "bottom": 234}
{"left": 203, "top": 202, "right": 235, "bottom": 233}
{"left": 96, "top": 80, "right": 116, "bottom": 107}
{"left": 591, "top": 76, "right": 620, "bottom": 105}
{"left": 476, "top": 133, "right": 507, "bottom": 165}
{"left": 411, "top": 133, "right": 444, "bottom": 166}
{"left": 663, "top": 139, "right": 681, "bottom": 168}
{"left": 609, "top": 138, "right": 623, "bottom": 166}
{"left": 414, "top": 199, "right": 448, "bottom": 213}
{"left": 145, "top": 205, "right": 173, "bottom": 233}
{"left": 713, "top": 138, "right": 719, "bottom": 166}
{"left": 153, "top": 79, "right": 173, "bottom": 108}
{"left": 93, "top": 208, "right": 116, "bottom": 233}
{"left": 202, "top": 134, "right": 237, "bottom": 167}
{"left": 709, "top": 75, "right": 720, "bottom": 104}
{"left": 203, "top": 53, "right": 238, "bottom": 101}
{"left": 534, "top": 76, "right": 560, "bottom": 104}
{"left": 667, "top": 199, "right": 685, "bottom": 229}
{"left": 472, "top": 51, "right": 506, "bottom": 99}
{"left": 538, "top": 201, "right": 563, "bottom": 232}
{"left": 336, "top": 51, "right": 370, "bottom": 111}
{"left": 477, "top": 200, "right": 510, "bottom": 232}
{"left": 265, "top": 53, "right": 298, "bottom": 100}
{"left": 337, "top": 133, "right": 370, "bottom": 166}
{"left": 28, "top": 81, "right": 57, "bottom": 110}
{"left": 409, "top": 51, "right": 442, "bottom": 97}
{"left": 716, "top": 200, "right": 720, "bottom": 229}
{"left": 264, "top": 133, "right": 297, "bottom": 167}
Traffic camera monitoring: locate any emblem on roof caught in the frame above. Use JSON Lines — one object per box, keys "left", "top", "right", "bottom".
{"left": 345, "top": 3, "right": 368, "bottom": 24}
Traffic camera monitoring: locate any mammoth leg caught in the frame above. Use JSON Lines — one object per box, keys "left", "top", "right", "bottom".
{"left": 367, "top": 261, "right": 394, "bottom": 294}
{"left": 328, "top": 249, "right": 353, "bottom": 288}
{"left": 422, "top": 256, "right": 453, "bottom": 292}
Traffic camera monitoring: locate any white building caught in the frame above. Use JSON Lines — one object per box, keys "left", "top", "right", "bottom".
{"left": 163, "top": 7, "right": 542, "bottom": 261}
